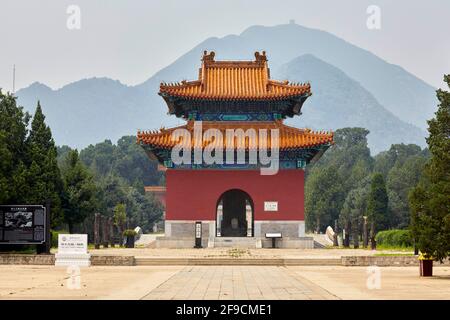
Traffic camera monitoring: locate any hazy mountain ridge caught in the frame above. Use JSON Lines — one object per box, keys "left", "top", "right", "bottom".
{"left": 276, "top": 55, "right": 426, "bottom": 153}
{"left": 16, "top": 23, "right": 435, "bottom": 152}
{"left": 138, "top": 24, "right": 436, "bottom": 128}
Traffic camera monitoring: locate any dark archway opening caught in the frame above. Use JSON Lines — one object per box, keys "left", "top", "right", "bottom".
{"left": 216, "top": 189, "right": 253, "bottom": 237}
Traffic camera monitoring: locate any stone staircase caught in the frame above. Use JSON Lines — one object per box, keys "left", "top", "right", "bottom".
{"left": 210, "top": 237, "right": 260, "bottom": 248}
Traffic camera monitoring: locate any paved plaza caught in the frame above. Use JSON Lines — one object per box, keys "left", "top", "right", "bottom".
{"left": 0, "top": 265, "right": 449, "bottom": 300}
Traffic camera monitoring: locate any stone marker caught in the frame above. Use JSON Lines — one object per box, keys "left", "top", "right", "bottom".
{"left": 94, "top": 213, "right": 100, "bottom": 249}
{"left": 55, "top": 234, "right": 91, "bottom": 267}
{"left": 134, "top": 226, "right": 143, "bottom": 241}
{"left": 102, "top": 215, "right": 110, "bottom": 248}
{"left": 108, "top": 217, "right": 114, "bottom": 247}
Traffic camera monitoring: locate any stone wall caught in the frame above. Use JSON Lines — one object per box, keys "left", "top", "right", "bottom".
{"left": 257, "top": 221, "right": 305, "bottom": 238}
{"left": 155, "top": 237, "right": 209, "bottom": 248}
{"left": 90, "top": 255, "right": 135, "bottom": 266}
{"left": 167, "top": 221, "right": 211, "bottom": 239}
{"left": 261, "top": 237, "right": 314, "bottom": 249}
{"left": 0, "top": 254, "right": 55, "bottom": 265}
{"left": 342, "top": 256, "right": 450, "bottom": 266}
{"left": 165, "top": 220, "right": 305, "bottom": 238}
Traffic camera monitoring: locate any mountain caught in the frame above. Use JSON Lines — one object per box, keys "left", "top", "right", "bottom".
{"left": 275, "top": 55, "right": 425, "bottom": 153}
{"left": 17, "top": 78, "right": 156, "bottom": 148}
{"left": 137, "top": 23, "right": 437, "bottom": 129}
{"left": 16, "top": 23, "right": 436, "bottom": 151}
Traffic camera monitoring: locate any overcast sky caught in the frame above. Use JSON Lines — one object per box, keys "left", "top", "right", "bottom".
{"left": 0, "top": 0, "right": 449, "bottom": 92}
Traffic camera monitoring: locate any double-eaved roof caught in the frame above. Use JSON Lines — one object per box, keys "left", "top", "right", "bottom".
{"left": 139, "top": 51, "right": 333, "bottom": 168}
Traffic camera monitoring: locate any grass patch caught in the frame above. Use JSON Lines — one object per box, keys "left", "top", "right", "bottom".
{"left": 0, "top": 247, "right": 37, "bottom": 254}
{"left": 227, "top": 248, "right": 249, "bottom": 258}
{"left": 374, "top": 253, "right": 415, "bottom": 256}
{"left": 323, "top": 244, "right": 414, "bottom": 251}
{"left": 376, "top": 244, "right": 414, "bottom": 251}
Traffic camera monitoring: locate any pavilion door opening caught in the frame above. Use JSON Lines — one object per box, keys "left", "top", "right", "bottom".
{"left": 216, "top": 189, "right": 253, "bottom": 237}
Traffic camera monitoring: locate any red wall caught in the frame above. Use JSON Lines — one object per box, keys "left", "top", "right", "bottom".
{"left": 166, "top": 169, "right": 304, "bottom": 221}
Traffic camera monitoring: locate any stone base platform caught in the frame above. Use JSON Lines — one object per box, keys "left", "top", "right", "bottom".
{"left": 155, "top": 236, "right": 314, "bottom": 249}
{"left": 55, "top": 253, "right": 91, "bottom": 267}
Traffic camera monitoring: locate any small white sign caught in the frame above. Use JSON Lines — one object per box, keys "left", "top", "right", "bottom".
{"left": 265, "top": 233, "right": 282, "bottom": 238}
{"left": 264, "top": 201, "right": 278, "bottom": 212}
{"left": 58, "top": 234, "right": 88, "bottom": 254}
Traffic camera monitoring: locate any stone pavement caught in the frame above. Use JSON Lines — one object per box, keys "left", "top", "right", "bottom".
{"left": 142, "top": 266, "right": 338, "bottom": 300}
{"left": 0, "top": 265, "right": 182, "bottom": 300}
{"left": 0, "top": 265, "right": 449, "bottom": 300}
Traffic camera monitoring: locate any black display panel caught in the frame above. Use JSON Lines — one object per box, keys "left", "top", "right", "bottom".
{"left": 0, "top": 205, "right": 46, "bottom": 244}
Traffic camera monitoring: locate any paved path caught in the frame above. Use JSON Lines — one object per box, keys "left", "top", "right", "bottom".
{"left": 142, "top": 266, "right": 338, "bottom": 300}
{"left": 0, "top": 265, "right": 449, "bottom": 300}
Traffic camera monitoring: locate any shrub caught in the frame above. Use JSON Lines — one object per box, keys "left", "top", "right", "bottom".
{"left": 51, "top": 230, "right": 69, "bottom": 248}
{"left": 123, "top": 229, "right": 137, "bottom": 237}
{"left": 375, "top": 229, "right": 413, "bottom": 247}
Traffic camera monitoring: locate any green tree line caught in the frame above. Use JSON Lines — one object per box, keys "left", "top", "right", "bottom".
{"left": 305, "top": 127, "right": 429, "bottom": 247}
{"left": 306, "top": 128, "right": 428, "bottom": 226}
{"left": 0, "top": 91, "right": 163, "bottom": 236}
{"left": 305, "top": 75, "right": 449, "bottom": 260}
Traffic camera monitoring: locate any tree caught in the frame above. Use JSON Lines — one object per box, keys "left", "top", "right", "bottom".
{"left": 323, "top": 128, "right": 373, "bottom": 180}
{"left": 367, "top": 173, "right": 389, "bottom": 248}
{"left": 305, "top": 166, "right": 344, "bottom": 232}
{"left": 125, "top": 187, "right": 164, "bottom": 232}
{"left": 374, "top": 144, "right": 423, "bottom": 178}
{"left": 113, "top": 203, "right": 127, "bottom": 238}
{"left": 340, "top": 187, "right": 368, "bottom": 248}
{"left": 98, "top": 174, "right": 128, "bottom": 216}
{"left": 409, "top": 74, "right": 450, "bottom": 262}
{"left": 61, "top": 150, "right": 97, "bottom": 233}
{"left": 386, "top": 155, "right": 427, "bottom": 228}
{"left": 0, "top": 91, "right": 30, "bottom": 204}
{"left": 56, "top": 145, "right": 73, "bottom": 166}
{"left": 79, "top": 136, "right": 162, "bottom": 186}
{"left": 26, "top": 102, "right": 64, "bottom": 227}
{"left": 305, "top": 128, "right": 372, "bottom": 233}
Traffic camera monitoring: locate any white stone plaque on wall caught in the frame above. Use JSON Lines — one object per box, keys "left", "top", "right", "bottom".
{"left": 264, "top": 201, "right": 278, "bottom": 212}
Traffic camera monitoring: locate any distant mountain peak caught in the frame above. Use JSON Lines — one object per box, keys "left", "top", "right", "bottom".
{"left": 24, "top": 81, "right": 53, "bottom": 92}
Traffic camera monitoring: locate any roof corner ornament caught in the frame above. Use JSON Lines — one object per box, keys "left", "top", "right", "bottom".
{"left": 202, "top": 50, "right": 215, "bottom": 62}
{"left": 254, "top": 51, "right": 267, "bottom": 62}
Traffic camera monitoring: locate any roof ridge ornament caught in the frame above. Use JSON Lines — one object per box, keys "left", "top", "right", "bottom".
{"left": 254, "top": 51, "right": 267, "bottom": 62}
{"left": 202, "top": 50, "right": 215, "bottom": 63}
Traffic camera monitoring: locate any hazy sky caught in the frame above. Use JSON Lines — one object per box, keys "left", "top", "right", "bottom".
{"left": 0, "top": 0, "right": 449, "bottom": 92}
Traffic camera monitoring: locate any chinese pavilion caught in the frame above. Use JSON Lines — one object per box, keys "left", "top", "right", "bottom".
{"left": 138, "top": 51, "right": 333, "bottom": 248}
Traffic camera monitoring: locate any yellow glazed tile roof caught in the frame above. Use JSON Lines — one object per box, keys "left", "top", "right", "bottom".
{"left": 137, "top": 121, "right": 333, "bottom": 150}
{"left": 159, "top": 51, "right": 311, "bottom": 100}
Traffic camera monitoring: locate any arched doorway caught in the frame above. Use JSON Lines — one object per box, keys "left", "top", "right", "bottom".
{"left": 216, "top": 189, "right": 253, "bottom": 237}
